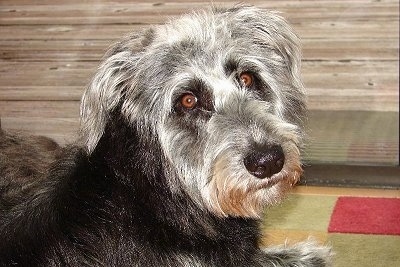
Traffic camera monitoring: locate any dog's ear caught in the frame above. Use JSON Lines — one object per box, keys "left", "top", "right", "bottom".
{"left": 80, "top": 29, "right": 155, "bottom": 153}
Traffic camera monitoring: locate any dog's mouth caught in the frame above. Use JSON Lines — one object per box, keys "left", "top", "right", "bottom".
{"left": 255, "top": 166, "right": 302, "bottom": 189}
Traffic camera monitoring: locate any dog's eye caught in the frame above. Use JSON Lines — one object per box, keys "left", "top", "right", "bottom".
{"left": 239, "top": 72, "right": 254, "bottom": 87}
{"left": 180, "top": 93, "right": 198, "bottom": 109}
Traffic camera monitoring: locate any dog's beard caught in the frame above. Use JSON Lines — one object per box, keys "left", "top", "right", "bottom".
{"left": 201, "top": 140, "right": 302, "bottom": 218}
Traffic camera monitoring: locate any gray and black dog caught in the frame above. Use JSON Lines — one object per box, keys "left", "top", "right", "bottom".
{"left": 0, "top": 5, "right": 332, "bottom": 266}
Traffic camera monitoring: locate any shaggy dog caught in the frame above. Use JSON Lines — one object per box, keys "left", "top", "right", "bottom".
{"left": 0, "top": 5, "right": 332, "bottom": 266}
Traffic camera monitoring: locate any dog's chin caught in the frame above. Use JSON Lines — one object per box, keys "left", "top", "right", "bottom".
{"left": 205, "top": 161, "right": 301, "bottom": 218}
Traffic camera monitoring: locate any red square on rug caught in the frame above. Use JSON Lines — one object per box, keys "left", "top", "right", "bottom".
{"left": 328, "top": 197, "right": 400, "bottom": 235}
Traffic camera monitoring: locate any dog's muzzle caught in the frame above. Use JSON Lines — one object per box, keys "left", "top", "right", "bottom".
{"left": 243, "top": 145, "right": 284, "bottom": 179}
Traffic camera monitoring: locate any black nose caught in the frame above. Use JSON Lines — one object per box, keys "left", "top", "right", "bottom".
{"left": 244, "top": 146, "right": 285, "bottom": 179}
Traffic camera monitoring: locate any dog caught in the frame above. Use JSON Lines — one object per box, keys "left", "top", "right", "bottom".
{"left": 0, "top": 5, "right": 332, "bottom": 266}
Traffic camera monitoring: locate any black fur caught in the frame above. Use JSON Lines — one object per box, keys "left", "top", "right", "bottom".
{"left": 0, "top": 117, "right": 268, "bottom": 266}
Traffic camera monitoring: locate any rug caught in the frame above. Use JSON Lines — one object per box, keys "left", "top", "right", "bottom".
{"left": 262, "top": 193, "right": 400, "bottom": 267}
{"left": 328, "top": 196, "right": 400, "bottom": 235}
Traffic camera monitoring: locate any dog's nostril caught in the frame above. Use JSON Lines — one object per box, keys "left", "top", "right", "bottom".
{"left": 243, "top": 146, "right": 285, "bottom": 179}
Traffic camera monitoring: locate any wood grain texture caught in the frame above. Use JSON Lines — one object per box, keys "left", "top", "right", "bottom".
{"left": 0, "top": 0, "right": 398, "bottom": 166}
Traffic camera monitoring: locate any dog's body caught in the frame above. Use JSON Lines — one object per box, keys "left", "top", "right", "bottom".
{"left": 0, "top": 6, "right": 331, "bottom": 266}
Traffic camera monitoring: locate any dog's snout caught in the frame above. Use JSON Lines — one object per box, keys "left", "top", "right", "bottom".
{"left": 243, "top": 146, "right": 284, "bottom": 179}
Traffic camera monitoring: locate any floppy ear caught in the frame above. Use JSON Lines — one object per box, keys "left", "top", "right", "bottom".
{"left": 80, "top": 29, "right": 155, "bottom": 153}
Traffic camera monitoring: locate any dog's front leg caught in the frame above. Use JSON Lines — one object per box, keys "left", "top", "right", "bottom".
{"left": 258, "top": 240, "right": 333, "bottom": 267}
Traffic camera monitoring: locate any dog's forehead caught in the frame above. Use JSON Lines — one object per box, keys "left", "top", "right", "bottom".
{"left": 149, "top": 16, "right": 256, "bottom": 81}
{"left": 153, "top": 10, "right": 259, "bottom": 60}
{"left": 148, "top": 9, "right": 289, "bottom": 78}
{"left": 157, "top": 11, "right": 231, "bottom": 45}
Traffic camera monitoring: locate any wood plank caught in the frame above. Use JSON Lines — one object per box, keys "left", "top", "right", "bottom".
{"left": 1, "top": 39, "right": 398, "bottom": 62}
{"left": 302, "top": 60, "right": 398, "bottom": 74}
{"left": 0, "top": 40, "right": 109, "bottom": 62}
{"left": 304, "top": 72, "right": 397, "bottom": 91}
{"left": 1, "top": 1, "right": 398, "bottom": 25}
{"left": 0, "top": 21, "right": 397, "bottom": 40}
{"left": 0, "top": 25, "right": 144, "bottom": 41}
{"left": 0, "top": 101, "right": 80, "bottom": 118}
{"left": 0, "top": 62, "right": 95, "bottom": 87}
{"left": 302, "top": 39, "right": 399, "bottom": 61}
{"left": 0, "top": 86, "right": 84, "bottom": 101}
{"left": 308, "top": 93, "right": 398, "bottom": 111}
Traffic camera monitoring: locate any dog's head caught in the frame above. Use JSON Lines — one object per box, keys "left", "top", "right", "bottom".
{"left": 80, "top": 6, "right": 306, "bottom": 218}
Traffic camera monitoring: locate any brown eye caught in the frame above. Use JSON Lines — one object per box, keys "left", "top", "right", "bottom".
{"left": 180, "top": 93, "right": 198, "bottom": 109}
{"left": 240, "top": 72, "right": 254, "bottom": 87}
